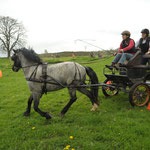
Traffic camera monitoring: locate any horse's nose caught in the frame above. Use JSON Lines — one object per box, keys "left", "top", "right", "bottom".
{"left": 12, "top": 66, "right": 17, "bottom": 71}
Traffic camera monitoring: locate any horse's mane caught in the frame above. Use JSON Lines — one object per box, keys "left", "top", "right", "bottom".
{"left": 19, "top": 48, "right": 42, "bottom": 64}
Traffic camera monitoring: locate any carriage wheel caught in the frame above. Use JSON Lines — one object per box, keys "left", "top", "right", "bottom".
{"left": 102, "top": 79, "right": 119, "bottom": 97}
{"left": 129, "top": 83, "right": 150, "bottom": 107}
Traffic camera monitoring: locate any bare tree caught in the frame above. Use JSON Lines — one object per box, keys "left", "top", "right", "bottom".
{"left": 44, "top": 49, "right": 48, "bottom": 53}
{"left": 0, "top": 16, "right": 26, "bottom": 58}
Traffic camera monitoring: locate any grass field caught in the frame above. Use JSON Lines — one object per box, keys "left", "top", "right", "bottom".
{"left": 0, "top": 56, "right": 150, "bottom": 150}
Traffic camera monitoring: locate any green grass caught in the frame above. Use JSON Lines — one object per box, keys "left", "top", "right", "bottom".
{"left": 0, "top": 56, "right": 150, "bottom": 150}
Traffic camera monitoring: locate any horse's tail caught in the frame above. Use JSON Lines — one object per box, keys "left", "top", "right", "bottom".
{"left": 85, "top": 66, "right": 99, "bottom": 104}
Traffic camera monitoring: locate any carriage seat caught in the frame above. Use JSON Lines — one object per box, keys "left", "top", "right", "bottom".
{"left": 125, "top": 50, "right": 142, "bottom": 67}
{"left": 125, "top": 50, "right": 150, "bottom": 69}
{"left": 131, "top": 54, "right": 150, "bottom": 69}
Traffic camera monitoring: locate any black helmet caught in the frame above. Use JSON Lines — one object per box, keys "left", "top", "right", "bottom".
{"left": 141, "top": 29, "right": 149, "bottom": 35}
{"left": 121, "top": 30, "right": 131, "bottom": 37}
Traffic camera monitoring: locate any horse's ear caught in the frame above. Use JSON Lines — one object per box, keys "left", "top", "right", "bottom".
{"left": 13, "top": 49, "right": 17, "bottom": 53}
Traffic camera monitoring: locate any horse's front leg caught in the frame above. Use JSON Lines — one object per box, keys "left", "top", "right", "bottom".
{"left": 33, "top": 92, "right": 52, "bottom": 119}
{"left": 24, "top": 93, "right": 33, "bottom": 116}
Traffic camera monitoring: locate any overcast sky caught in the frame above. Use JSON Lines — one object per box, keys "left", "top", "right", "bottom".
{"left": 0, "top": 0, "right": 150, "bottom": 54}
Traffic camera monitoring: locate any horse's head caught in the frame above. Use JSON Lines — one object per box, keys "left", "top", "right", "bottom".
{"left": 11, "top": 50, "right": 22, "bottom": 72}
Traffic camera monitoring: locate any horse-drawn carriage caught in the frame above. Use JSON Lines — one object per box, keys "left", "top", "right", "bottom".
{"left": 11, "top": 48, "right": 150, "bottom": 119}
{"left": 102, "top": 51, "right": 150, "bottom": 107}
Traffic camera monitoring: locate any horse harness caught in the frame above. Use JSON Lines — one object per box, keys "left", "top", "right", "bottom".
{"left": 25, "top": 62, "right": 82, "bottom": 95}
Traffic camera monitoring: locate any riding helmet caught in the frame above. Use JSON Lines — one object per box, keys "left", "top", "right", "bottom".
{"left": 141, "top": 29, "right": 149, "bottom": 36}
{"left": 121, "top": 30, "right": 131, "bottom": 37}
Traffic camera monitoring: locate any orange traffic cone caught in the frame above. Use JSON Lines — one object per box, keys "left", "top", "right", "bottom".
{"left": 0, "top": 70, "right": 2, "bottom": 78}
{"left": 147, "top": 102, "right": 150, "bottom": 110}
{"left": 72, "top": 53, "right": 75, "bottom": 59}
{"left": 106, "top": 81, "right": 112, "bottom": 85}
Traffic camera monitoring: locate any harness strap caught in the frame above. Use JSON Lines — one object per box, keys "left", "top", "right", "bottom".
{"left": 41, "top": 63, "right": 48, "bottom": 94}
{"left": 74, "top": 63, "right": 82, "bottom": 81}
{"left": 69, "top": 63, "right": 82, "bottom": 86}
{"left": 29, "top": 65, "right": 39, "bottom": 81}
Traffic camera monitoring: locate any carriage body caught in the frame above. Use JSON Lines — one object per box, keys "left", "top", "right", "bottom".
{"left": 103, "top": 66, "right": 150, "bottom": 107}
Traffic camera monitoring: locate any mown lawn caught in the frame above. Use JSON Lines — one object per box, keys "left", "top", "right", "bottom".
{"left": 0, "top": 56, "right": 150, "bottom": 150}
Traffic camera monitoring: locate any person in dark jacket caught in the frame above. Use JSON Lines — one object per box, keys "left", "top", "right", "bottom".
{"left": 106, "top": 30, "right": 135, "bottom": 69}
{"left": 136, "top": 29, "right": 150, "bottom": 65}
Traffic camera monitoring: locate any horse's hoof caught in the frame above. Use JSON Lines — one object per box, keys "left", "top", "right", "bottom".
{"left": 90, "top": 103, "right": 99, "bottom": 111}
{"left": 60, "top": 113, "right": 65, "bottom": 117}
{"left": 45, "top": 112, "right": 52, "bottom": 120}
{"left": 24, "top": 111, "right": 30, "bottom": 116}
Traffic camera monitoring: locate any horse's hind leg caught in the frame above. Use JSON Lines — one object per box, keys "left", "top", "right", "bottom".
{"left": 77, "top": 88, "right": 99, "bottom": 111}
{"left": 33, "top": 92, "right": 52, "bottom": 119}
{"left": 24, "top": 93, "right": 33, "bottom": 116}
{"left": 60, "top": 88, "right": 77, "bottom": 117}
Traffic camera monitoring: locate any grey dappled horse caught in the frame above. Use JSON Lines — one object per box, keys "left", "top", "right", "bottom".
{"left": 11, "top": 48, "right": 99, "bottom": 119}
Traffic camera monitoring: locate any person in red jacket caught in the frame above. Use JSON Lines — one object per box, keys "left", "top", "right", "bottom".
{"left": 106, "top": 30, "right": 136, "bottom": 69}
